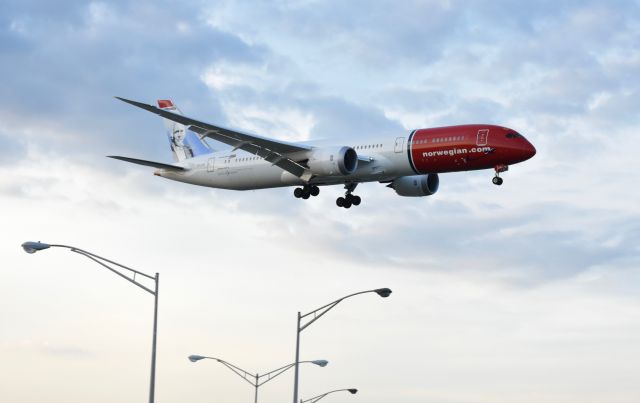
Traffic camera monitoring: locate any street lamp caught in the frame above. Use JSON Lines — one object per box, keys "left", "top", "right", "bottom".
{"left": 292, "top": 288, "right": 391, "bottom": 403}
{"left": 301, "top": 388, "right": 358, "bottom": 403}
{"left": 21, "top": 241, "right": 160, "bottom": 403}
{"left": 188, "top": 355, "right": 328, "bottom": 403}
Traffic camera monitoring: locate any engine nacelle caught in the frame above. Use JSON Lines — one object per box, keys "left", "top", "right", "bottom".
{"left": 389, "top": 174, "right": 439, "bottom": 197}
{"left": 307, "top": 146, "right": 358, "bottom": 176}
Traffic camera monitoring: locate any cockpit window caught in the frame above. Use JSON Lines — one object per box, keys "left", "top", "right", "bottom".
{"left": 506, "top": 131, "right": 522, "bottom": 139}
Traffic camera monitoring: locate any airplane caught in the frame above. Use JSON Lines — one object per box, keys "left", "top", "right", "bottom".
{"left": 111, "top": 97, "right": 536, "bottom": 209}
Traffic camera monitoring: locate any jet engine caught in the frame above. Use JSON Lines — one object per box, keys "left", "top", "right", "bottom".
{"left": 307, "top": 146, "right": 358, "bottom": 176}
{"left": 388, "top": 174, "right": 439, "bottom": 197}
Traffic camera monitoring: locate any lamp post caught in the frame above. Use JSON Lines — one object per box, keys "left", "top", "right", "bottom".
{"left": 292, "top": 288, "right": 391, "bottom": 403}
{"left": 301, "top": 388, "right": 358, "bottom": 403}
{"left": 21, "top": 241, "right": 160, "bottom": 403}
{"left": 188, "top": 355, "right": 328, "bottom": 403}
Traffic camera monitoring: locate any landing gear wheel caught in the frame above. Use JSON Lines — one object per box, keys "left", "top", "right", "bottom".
{"left": 339, "top": 183, "right": 361, "bottom": 208}
{"left": 302, "top": 189, "right": 311, "bottom": 199}
{"left": 294, "top": 187, "right": 303, "bottom": 198}
{"left": 310, "top": 186, "right": 320, "bottom": 197}
{"left": 493, "top": 165, "right": 507, "bottom": 186}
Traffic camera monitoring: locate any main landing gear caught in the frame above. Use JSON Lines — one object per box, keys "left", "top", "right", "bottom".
{"left": 336, "top": 183, "right": 361, "bottom": 209}
{"left": 293, "top": 185, "right": 320, "bottom": 199}
{"left": 492, "top": 164, "right": 508, "bottom": 186}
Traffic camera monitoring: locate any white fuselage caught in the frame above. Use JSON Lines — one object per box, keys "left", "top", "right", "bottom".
{"left": 158, "top": 134, "right": 415, "bottom": 190}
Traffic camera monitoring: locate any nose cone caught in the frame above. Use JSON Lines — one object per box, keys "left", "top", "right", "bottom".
{"left": 523, "top": 140, "right": 536, "bottom": 161}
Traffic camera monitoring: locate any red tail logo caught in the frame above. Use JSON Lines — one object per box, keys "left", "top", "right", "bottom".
{"left": 157, "top": 100, "right": 174, "bottom": 109}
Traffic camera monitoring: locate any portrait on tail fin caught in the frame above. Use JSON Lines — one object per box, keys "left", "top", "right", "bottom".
{"left": 157, "top": 100, "right": 211, "bottom": 162}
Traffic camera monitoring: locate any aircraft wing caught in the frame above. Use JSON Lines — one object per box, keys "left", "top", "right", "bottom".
{"left": 116, "top": 97, "right": 312, "bottom": 179}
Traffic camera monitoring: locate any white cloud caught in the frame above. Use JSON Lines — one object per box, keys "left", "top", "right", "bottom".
{"left": 201, "top": 62, "right": 269, "bottom": 91}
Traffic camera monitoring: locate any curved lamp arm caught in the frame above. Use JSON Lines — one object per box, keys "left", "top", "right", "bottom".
{"left": 188, "top": 355, "right": 257, "bottom": 386}
{"left": 21, "top": 242, "right": 157, "bottom": 295}
{"left": 188, "top": 355, "right": 328, "bottom": 387}
{"left": 302, "top": 388, "right": 358, "bottom": 403}
{"left": 300, "top": 288, "right": 391, "bottom": 331}
{"left": 257, "top": 360, "right": 327, "bottom": 386}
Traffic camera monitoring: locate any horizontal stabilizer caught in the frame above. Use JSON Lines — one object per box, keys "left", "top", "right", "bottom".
{"left": 107, "top": 156, "right": 186, "bottom": 171}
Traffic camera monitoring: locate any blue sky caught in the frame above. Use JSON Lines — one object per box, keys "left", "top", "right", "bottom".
{"left": 1, "top": 1, "right": 639, "bottom": 402}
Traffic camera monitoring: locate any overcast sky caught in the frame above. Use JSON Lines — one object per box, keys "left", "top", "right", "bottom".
{"left": 1, "top": 1, "right": 639, "bottom": 402}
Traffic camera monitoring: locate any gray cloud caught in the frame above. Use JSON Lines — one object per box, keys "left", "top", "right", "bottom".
{"left": 259, "top": 195, "right": 639, "bottom": 287}
{"left": 303, "top": 96, "right": 405, "bottom": 138}
{"left": 0, "top": 128, "right": 26, "bottom": 165}
{"left": 0, "top": 1, "right": 266, "bottom": 162}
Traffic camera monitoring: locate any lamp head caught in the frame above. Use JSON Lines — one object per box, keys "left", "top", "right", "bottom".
{"left": 348, "top": 389, "right": 358, "bottom": 394}
{"left": 311, "top": 359, "right": 329, "bottom": 367}
{"left": 21, "top": 241, "right": 51, "bottom": 254}
{"left": 188, "top": 355, "right": 206, "bottom": 362}
{"left": 374, "top": 288, "right": 392, "bottom": 298}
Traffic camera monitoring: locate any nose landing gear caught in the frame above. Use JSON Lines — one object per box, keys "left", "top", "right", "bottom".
{"left": 492, "top": 164, "right": 508, "bottom": 186}
{"left": 336, "top": 183, "right": 361, "bottom": 209}
{"left": 294, "top": 185, "right": 320, "bottom": 199}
